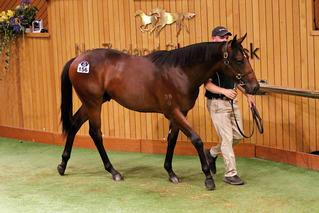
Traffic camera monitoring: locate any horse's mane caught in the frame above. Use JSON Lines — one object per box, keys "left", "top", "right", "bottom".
{"left": 146, "top": 42, "right": 224, "bottom": 67}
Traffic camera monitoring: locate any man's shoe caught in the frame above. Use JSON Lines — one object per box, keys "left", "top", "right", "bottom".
{"left": 223, "top": 175, "right": 245, "bottom": 185}
{"left": 205, "top": 149, "right": 217, "bottom": 174}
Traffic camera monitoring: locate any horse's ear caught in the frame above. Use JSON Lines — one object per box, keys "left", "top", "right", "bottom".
{"left": 231, "top": 35, "right": 238, "bottom": 49}
{"left": 237, "top": 33, "right": 247, "bottom": 44}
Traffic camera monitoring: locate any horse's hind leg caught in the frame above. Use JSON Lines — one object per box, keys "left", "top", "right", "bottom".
{"left": 58, "top": 106, "right": 88, "bottom": 175}
{"left": 87, "top": 104, "right": 123, "bottom": 181}
{"left": 164, "top": 122, "right": 180, "bottom": 183}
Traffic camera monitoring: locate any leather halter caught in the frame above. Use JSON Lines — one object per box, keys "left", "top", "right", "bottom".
{"left": 222, "top": 42, "right": 253, "bottom": 83}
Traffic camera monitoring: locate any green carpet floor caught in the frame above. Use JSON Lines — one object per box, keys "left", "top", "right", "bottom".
{"left": 0, "top": 137, "right": 318, "bottom": 213}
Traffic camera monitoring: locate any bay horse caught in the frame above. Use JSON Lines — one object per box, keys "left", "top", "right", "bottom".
{"left": 58, "top": 34, "right": 259, "bottom": 190}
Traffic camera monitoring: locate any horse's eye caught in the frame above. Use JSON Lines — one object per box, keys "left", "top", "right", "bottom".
{"left": 236, "top": 60, "right": 244, "bottom": 65}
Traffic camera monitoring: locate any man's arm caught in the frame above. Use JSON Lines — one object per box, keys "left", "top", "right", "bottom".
{"left": 204, "top": 79, "right": 237, "bottom": 100}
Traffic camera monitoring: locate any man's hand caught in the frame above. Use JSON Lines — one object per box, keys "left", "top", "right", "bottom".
{"left": 237, "top": 85, "right": 256, "bottom": 108}
{"left": 222, "top": 88, "right": 237, "bottom": 100}
{"left": 246, "top": 94, "right": 256, "bottom": 108}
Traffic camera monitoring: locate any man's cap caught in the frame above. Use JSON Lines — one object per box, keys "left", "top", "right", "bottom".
{"left": 211, "top": 26, "right": 232, "bottom": 37}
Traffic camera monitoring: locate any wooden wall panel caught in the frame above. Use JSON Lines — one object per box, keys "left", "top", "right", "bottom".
{"left": 0, "top": 42, "right": 21, "bottom": 127}
{"left": 315, "top": 0, "right": 319, "bottom": 30}
{"left": 0, "top": 0, "right": 319, "bottom": 154}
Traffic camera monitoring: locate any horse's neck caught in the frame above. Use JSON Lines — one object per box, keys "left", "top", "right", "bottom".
{"left": 186, "top": 61, "right": 223, "bottom": 89}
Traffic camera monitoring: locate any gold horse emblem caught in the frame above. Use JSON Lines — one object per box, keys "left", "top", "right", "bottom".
{"left": 135, "top": 10, "right": 159, "bottom": 32}
{"left": 135, "top": 8, "right": 195, "bottom": 37}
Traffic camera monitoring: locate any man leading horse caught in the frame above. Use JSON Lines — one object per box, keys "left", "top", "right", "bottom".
{"left": 205, "top": 26, "right": 256, "bottom": 186}
{"left": 58, "top": 32, "right": 259, "bottom": 190}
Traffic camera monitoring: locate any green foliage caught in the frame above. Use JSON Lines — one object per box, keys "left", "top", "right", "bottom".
{"left": 0, "top": 1, "right": 38, "bottom": 75}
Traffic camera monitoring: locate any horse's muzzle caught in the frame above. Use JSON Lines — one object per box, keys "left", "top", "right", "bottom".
{"left": 244, "top": 82, "right": 260, "bottom": 95}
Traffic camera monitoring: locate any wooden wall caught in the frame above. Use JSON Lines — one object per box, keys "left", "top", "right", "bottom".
{"left": 1, "top": 0, "right": 319, "bottom": 154}
{"left": 315, "top": 0, "right": 319, "bottom": 30}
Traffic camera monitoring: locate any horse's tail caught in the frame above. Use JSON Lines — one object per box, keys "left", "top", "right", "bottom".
{"left": 60, "top": 57, "right": 76, "bottom": 135}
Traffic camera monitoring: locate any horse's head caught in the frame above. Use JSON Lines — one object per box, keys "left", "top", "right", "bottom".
{"left": 221, "top": 34, "right": 259, "bottom": 94}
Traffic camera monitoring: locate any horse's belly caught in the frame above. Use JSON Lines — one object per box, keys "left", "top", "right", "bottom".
{"left": 113, "top": 96, "right": 160, "bottom": 113}
{"left": 107, "top": 86, "right": 160, "bottom": 113}
{"left": 103, "top": 57, "right": 163, "bottom": 112}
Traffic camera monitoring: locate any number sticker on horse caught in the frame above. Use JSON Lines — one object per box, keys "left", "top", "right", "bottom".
{"left": 77, "top": 61, "right": 90, "bottom": 73}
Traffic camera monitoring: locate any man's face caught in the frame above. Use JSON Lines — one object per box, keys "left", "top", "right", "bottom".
{"left": 212, "top": 35, "right": 229, "bottom": 42}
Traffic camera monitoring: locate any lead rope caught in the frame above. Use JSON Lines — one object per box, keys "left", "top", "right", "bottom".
{"left": 230, "top": 82, "right": 263, "bottom": 138}
{"left": 230, "top": 99, "right": 255, "bottom": 138}
{"left": 230, "top": 99, "right": 264, "bottom": 138}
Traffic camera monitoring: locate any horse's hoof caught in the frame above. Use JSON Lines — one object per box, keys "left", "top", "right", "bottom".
{"left": 57, "top": 164, "right": 65, "bottom": 176}
{"left": 205, "top": 178, "right": 215, "bottom": 191}
{"left": 169, "top": 175, "right": 180, "bottom": 184}
{"left": 112, "top": 173, "right": 124, "bottom": 181}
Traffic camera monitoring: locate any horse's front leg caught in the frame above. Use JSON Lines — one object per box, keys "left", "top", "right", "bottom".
{"left": 164, "top": 121, "right": 180, "bottom": 183}
{"left": 171, "top": 109, "right": 215, "bottom": 190}
{"left": 150, "top": 23, "right": 161, "bottom": 34}
{"left": 140, "top": 24, "right": 150, "bottom": 32}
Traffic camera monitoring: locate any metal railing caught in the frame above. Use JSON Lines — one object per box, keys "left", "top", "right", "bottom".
{"left": 258, "top": 80, "right": 319, "bottom": 99}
